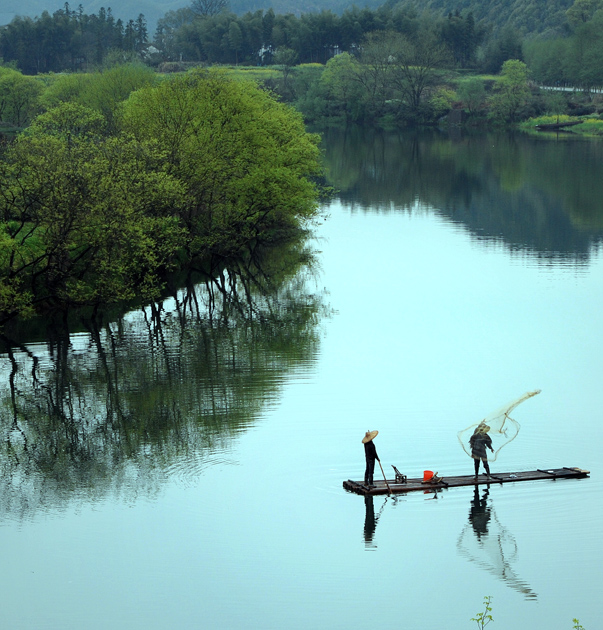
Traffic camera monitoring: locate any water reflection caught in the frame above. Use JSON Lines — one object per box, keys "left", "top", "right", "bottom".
{"left": 321, "top": 127, "right": 603, "bottom": 263}
{"left": 363, "top": 495, "right": 393, "bottom": 549}
{"left": 0, "top": 239, "right": 328, "bottom": 521}
{"left": 457, "top": 486, "right": 537, "bottom": 599}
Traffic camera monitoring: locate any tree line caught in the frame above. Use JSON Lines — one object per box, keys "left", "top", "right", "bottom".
{"left": 0, "top": 2, "right": 504, "bottom": 72}
{"left": 0, "top": 3, "right": 149, "bottom": 74}
{"left": 525, "top": 0, "right": 603, "bottom": 90}
{"left": 2, "top": 0, "right": 601, "bottom": 91}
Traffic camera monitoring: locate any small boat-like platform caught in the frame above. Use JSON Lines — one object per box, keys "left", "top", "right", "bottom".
{"left": 343, "top": 467, "right": 590, "bottom": 496}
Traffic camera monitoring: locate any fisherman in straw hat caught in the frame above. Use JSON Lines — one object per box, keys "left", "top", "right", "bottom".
{"left": 362, "top": 430, "right": 380, "bottom": 487}
{"left": 469, "top": 422, "right": 494, "bottom": 479}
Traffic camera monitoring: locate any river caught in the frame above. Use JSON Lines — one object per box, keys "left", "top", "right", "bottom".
{"left": 0, "top": 127, "right": 602, "bottom": 630}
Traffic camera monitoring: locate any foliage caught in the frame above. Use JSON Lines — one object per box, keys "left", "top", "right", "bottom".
{"left": 430, "top": 87, "right": 456, "bottom": 118}
{"left": 0, "top": 5, "right": 150, "bottom": 74}
{"left": 480, "top": 25, "right": 524, "bottom": 74}
{"left": 520, "top": 115, "right": 603, "bottom": 136}
{"left": 384, "top": 0, "right": 574, "bottom": 36}
{"left": 0, "top": 68, "right": 43, "bottom": 127}
{"left": 471, "top": 595, "right": 494, "bottom": 630}
{"left": 564, "top": 11, "right": 603, "bottom": 89}
{"left": 440, "top": 11, "right": 485, "bottom": 68}
{"left": 76, "top": 63, "right": 157, "bottom": 130}
{"left": 566, "top": 0, "right": 603, "bottom": 27}
{"left": 353, "top": 28, "right": 452, "bottom": 124}
{"left": 488, "top": 59, "right": 532, "bottom": 122}
{"left": 39, "top": 64, "right": 157, "bottom": 131}
{"left": 523, "top": 6, "right": 603, "bottom": 89}
{"left": 0, "top": 72, "right": 322, "bottom": 321}
{"left": 119, "top": 70, "right": 322, "bottom": 262}
{"left": 457, "top": 77, "right": 487, "bottom": 114}
{"left": 319, "top": 52, "right": 365, "bottom": 121}
{"left": 0, "top": 115, "right": 186, "bottom": 317}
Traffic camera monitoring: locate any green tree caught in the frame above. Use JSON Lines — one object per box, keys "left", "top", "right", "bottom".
{"left": 356, "top": 30, "right": 399, "bottom": 118}
{"left": 524, "top": 37, "right": 569, "bottom": 85}
{"left": 0, "top": 69, "right": 42, "bottom": 127}
{"left": 388, "top": 26, "right": 451, "bottom": 118}
{"left": 566, "top": 0, "right": 603, "bottom": 28}
{"left": 564, "top": 11, "right": 603, "bottom": 90}
{"left": 228, "top": 21, "right": 243, "bottom": 64}
{"left": 320, "top": 52, "right": 364, "bottom": 120}
{"left": 481, "top": 26, "right": 523, "bottom": 74}
{"left": 27, "top": 101, "right": 107, "bottom": 140}
{"left": 441, "top": 11, "right": 483, "bottom": 68}
{"left": 457, "top": 77, "right": 486, "bottom": 114}
{"left": 191, "top": 0, "right": 228, "bottom": 18}
{"left": 78, "top": 63, "right": 157, "bottom": 131}
{"left": 0, "top": 105, "right": 186, "bottom": 318}
{"left": 273, "top": 46, "right": 299, "bottom": 94}
{"left": 119, "top": 70, "right": 322, "bottom": 262}
{"left": 39, "top": 73, "right": 93, "bottom": 110}
{"left": 488, "top": 59, "right": 532, "bottom": 122}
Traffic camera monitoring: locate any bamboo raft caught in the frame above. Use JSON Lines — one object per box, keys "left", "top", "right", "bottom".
{"left": 343, "top": 467, "right": 590, "bottom": 496}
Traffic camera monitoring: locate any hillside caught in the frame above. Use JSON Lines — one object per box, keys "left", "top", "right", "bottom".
{"left": 389, "top": 0, "right": 574, "bottom": 35}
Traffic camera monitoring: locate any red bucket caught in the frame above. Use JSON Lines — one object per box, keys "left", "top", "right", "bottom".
{"left": 423, "top": 470, "right": 434, "bottom": 481}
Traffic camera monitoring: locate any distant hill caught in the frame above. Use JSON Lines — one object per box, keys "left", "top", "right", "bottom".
{"left": 391, "top": 0, "right": 574, "bottom": 35}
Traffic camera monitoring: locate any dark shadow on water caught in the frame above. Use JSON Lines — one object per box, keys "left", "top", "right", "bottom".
{"left": 363, "top": 494, "right": 389, "bottom": 550}
{"left": 321, "top": 126, "right": 603, "bottom": 265}
{"left": 457, "top": 485, "right": 537, "bottom": 600}
{"left": 0, "top": 238, "right": 330, "bottom": 522}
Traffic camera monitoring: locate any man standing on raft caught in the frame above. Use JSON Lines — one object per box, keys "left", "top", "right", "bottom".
{"left": 470, "top": 423, "right": 494, "bottom": 479}
{"left": 362, "top": 430, "right": 380, "bottom": 487}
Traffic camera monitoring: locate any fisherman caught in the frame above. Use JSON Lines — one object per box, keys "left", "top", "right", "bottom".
{"left": 470, "top": 423, "right": 494, "bottom": 479}
{"left": 362, "top": 430, "right": 380, "bottom": 487}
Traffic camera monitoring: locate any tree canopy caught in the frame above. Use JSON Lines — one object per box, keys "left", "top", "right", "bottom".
{"left": 0, "top": 71, "right": 322, "bottom": 322}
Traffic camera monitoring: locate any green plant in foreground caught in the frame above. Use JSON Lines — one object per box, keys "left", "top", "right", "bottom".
{"left": 471, "top": 596, "right": 493, "bottom": 629}
{"left": 471, "top": 596, "right": 586, "bottom": 629}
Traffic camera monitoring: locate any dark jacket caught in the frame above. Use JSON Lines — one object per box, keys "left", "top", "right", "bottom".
{"left": 364, "top": 440, "right": 379, "bottom": 461}
{"left": 470, "top": 432, "right": 492, "bottom": 459}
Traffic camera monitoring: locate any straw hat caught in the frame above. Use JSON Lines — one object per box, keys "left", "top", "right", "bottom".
{"left": 362, "top": 430, "right": 378, "bottom": 444}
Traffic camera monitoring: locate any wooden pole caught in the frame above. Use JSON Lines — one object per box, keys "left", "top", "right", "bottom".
{"left": 378, "top": 460, "right": 392, "bottom": 494}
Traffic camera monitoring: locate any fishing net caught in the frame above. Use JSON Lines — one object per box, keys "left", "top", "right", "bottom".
{"left": 457, "top": 390, "right": 541, "bottom": 462}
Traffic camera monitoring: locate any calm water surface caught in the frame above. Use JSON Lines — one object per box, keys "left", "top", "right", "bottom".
{"left": 1, "top": 129, "right": 602, "bottom": 630}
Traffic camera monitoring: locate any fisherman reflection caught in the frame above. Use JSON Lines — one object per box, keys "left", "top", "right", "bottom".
{"left": 364, "top": 495, "right": 377, "bottom": 546}
{"left": 469, "top": 486, "right": 491, "bottom": 540}
{"left": 363, "top": 495, "right": 388, "bottom": 549}
{"left": 457, "top": 485, "right": 537, "bottom": 599}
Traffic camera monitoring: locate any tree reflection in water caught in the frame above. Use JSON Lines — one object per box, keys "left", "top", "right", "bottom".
{"left": 0, "top": 238, "right": 328, "bottom": 520}
{"left": 457, "top": 486, "right": 537, "bottom": 599}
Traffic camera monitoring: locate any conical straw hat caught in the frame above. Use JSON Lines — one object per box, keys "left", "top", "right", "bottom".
{"left": 362, "top": 430, "right": 379, "bottom": 444}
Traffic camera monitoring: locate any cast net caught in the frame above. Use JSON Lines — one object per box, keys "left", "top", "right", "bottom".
{"left": 457, "top": 390, "right": 541, "bottom": 462}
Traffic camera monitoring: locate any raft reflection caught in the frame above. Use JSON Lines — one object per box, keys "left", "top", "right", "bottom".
{"left": 457, "top": 486, "right": 537, "bottom": 599}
